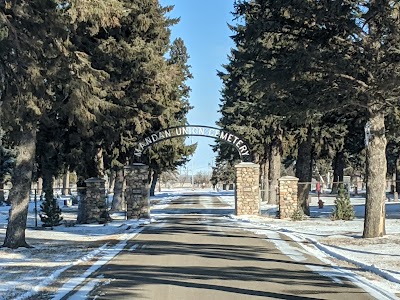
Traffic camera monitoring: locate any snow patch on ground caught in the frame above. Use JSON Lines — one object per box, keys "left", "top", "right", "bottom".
{"left": 225, "top": 193, "right": 400, "bottom": 296}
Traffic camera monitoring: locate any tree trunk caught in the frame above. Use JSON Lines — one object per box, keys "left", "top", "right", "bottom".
{"left": 396, "top": 158, "right": 400, "bottom": 194}
{"left": 331, "top": 159, "right": 339, "bottom": 193}
{"left": 295, "top": 127, "right": 313, "bottom": 216}
{"left": 95, "top": 146, "right": 105, "bottom": 178}
{"left": 150, "top": 171, "right": 159, "bottom": 197}
{"left": 42, "top": 168, "right": 55, "bottom": 204}
{"left": 390, "top": 173, "right": 395, "bottom": 194}
{"left": 108, "top": 170, "right": 115, "bottom": 193}
{"left": 3, "top": 127, "right": 36, "bottom": 249}
{"left": 363, "top": 109, "right": 386, "bottom": 238}
{"left": 111, "top": 168, "right": 125, "bottom": 211}
{"left": 331, "top": 151, "right": 344, "bottom": 194}
{"left": 62, "top": 169, "right": 70, "bottom": 195}
{"left": 0, "top": 181, "right": 4, "bottom": 205}
{"left": 260, "top": 159, "right": 269, "bottom": 202}
{"left": 269, "top": 133, "right": 282, "bottom": 205}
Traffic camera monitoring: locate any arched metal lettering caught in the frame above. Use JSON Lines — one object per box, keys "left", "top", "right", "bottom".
{"left": 134, "top": 125, "right": 252, "bottom": 162}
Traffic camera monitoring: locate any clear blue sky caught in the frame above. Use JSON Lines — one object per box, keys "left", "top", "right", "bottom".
{"left": 159, "top": 0, "right": 236, "bottom": 174}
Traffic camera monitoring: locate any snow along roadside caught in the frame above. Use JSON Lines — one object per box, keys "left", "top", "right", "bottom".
{"left": 231, "top": 217, "right": 400, "bottom": 300}
{"left": 269, "top": 223, "right": 400, "bottom": 286}
{"left": 282, "top": 230, "right": 400, "bottom": 300}
{"left": 13, "top": 223, "right": 146, "bottom": 300}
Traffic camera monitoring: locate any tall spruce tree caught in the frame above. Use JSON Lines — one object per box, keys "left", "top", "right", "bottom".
{"left": 218, "top": 10, "right": 299, "bottom": 202}
{"left": 48, "top": 1, "right": 179, "bottom": 212}
{"left": 50, "top": 0, "right": 141, "bottom": 184}
{"left": 0, "top": 0, "right": 68, "bottom": 248}
{"left": 146, "top": 37, "right": 195, "bottom": 196}
{"left": 230, "top": 0, "right": 400, "bottom": 237}
{"left": 79, "top": 1, "right": 187, "bottom": 208}
{"left": 232, "top": 0, "right": 341, "bottom": 214}
{"left": 90, "top": 0, "right": 177, "bottom": 164}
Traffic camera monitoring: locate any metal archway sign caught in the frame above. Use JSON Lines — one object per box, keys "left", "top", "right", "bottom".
{"left": 134, "top": 125, "right": 252, "bottom": 162}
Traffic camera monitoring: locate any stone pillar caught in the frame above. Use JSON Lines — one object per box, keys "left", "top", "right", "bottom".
{"left": 77, "top": 178, "right": 107, "bottom": 224}
{"left": 278, "top": 176, "right": 299, "bottom": 219}
{"left": 124, "top": 164, "right": 150, "bottom": 219}
{"left": 235, "top": 162, "right": 260, "bottom": 215}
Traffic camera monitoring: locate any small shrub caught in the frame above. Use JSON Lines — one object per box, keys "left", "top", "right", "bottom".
{"left": 291, "top": 208, "right": 305, "bottom": 221}
{"left": 331, "top": 188, "right": 355, "bottom": 221}
{"left": 40, "top": 196, "right": 63, "bottom": 228}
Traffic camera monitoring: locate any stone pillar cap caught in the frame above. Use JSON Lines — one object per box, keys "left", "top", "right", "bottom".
{"left": 85, "top": 177, "right": 106, "bottom": 183}
{"left": 124, "top": 163, "right": 148, "bottom": 168}
{"left": 235, "top": 162, "right": 259, "bottom": 168}
{"left": 278, "top": 176, "right": 299, "bottom": 181}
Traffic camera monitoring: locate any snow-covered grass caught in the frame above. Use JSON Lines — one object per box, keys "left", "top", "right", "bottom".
{"left": 0, "top": 190, "right": 399, "bottom": 299}
{"left": 225, "top": 194, "right": 400, "bottom": 296}
{"left": 0, "top": 194, "right": 179, "bottom": 299}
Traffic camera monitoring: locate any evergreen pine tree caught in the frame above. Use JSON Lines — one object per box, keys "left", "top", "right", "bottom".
{"left": 146, "top": 37, "right": 196, "bottom": 196}
{"left": 1, "top": 0, "right": 68, "bottom": 248}
{"left": 39, "top": 196, "right": 63, "bottom": 228}
{"left": 225, "top": 0, "right": 400, "bottom": 237}
{"left": 210, "top": 160, "right": 236, "bottom": 189}
{"left": 332, "top": 188, "right": 355, "bottom": 221}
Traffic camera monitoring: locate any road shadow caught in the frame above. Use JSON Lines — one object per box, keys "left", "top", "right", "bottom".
{"left": 85, "top": 216, "right": 371, "bottom": 300}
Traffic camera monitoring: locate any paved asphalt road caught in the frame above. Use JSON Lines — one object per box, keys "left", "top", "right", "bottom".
{"left": 85, "top": 193, "right": 386, "bottom": 300}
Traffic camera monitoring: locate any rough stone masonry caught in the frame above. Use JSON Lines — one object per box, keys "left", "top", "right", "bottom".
{"left": 278, "top": 176, "right": 299, "bottom": 219}
{"left": 124, "top": 164, "right": 150, "bottom": 219}
{"left": 235, "top": 162, "right": 260, "bottom": 215}
{"left": 77, "top": 177, "right": 108, "bottom": 224}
